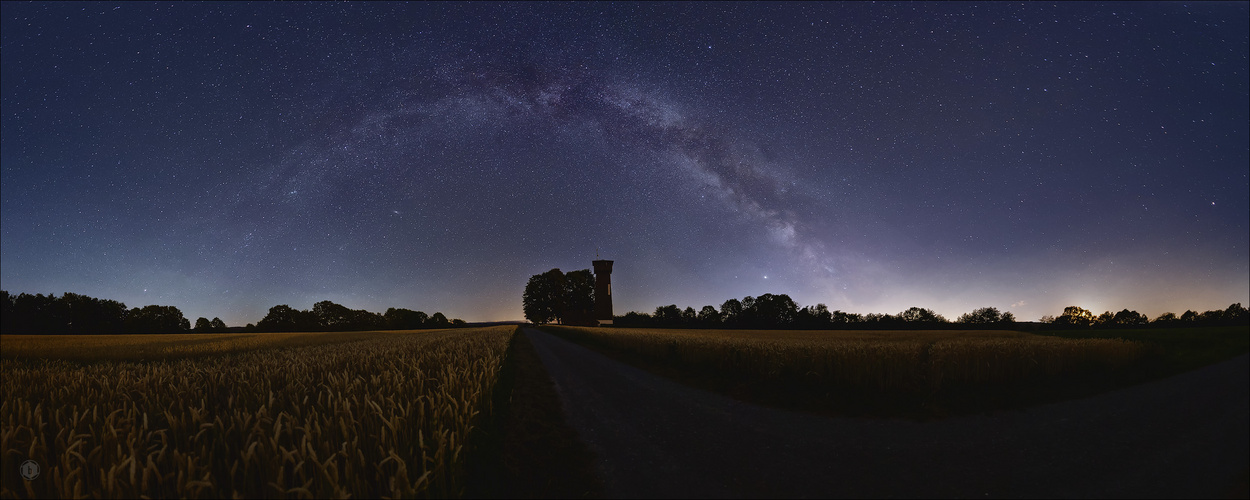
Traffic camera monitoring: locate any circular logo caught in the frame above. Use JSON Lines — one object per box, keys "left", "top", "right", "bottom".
{"left": 19, "top": 460, "right": 40, "bottom": 481}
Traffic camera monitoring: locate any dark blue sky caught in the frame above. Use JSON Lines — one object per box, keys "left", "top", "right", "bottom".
{"left": 3, "top": 2, "right": 1247, "bottom": 325}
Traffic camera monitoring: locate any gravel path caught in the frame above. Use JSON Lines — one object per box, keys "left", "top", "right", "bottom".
{"left": 523, "top": 327, "right": 1249, "bottom": 498}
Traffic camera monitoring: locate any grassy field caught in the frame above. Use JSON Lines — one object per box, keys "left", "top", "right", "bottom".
{"left": 540, "top": 326, "right": 1170, "bottom": 418}
{"left": 0, "top": 326, "right": 515, "bottom": 499}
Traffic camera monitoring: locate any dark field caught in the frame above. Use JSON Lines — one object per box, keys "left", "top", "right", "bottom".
{"left": 2, "top": 325, "right": 1245, "bottom": 498}
{"left": 539, "top": 325, "right": 1249, "bottom": 418}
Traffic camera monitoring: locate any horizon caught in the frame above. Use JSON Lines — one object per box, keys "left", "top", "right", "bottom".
{"left": 1, "top": 283, "right": 1245, "bottom": 329}
{"left": 3, "top": 3, "right": 1247, "bottom": 327}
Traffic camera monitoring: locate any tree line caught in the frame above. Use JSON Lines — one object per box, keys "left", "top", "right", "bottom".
{"left": 0, "top": 291, "right": 464, "bottom": 334}
{"left": 606, "top": 293, "right": 1249, "bottom": 330}
{"left": 1039, "top": 304, "right": 1249, "bottom": 328}
{"left": 611, "top": 294, "right": 977, "bottom": 329}
{"left": 252, "top": 301, "right": 464, "bottom": 332}
{"left": 1, "top": 291, "right": 191, "bottom": 334}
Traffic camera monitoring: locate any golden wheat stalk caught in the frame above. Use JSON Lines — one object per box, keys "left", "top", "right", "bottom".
{"left": 1, "top": 326, "right": 513, "bottom": 499}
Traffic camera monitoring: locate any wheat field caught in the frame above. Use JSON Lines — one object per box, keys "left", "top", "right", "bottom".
{"left": 0, "top": 326, "right": 515, "bottom": 499}
{"left": 546, "top": 326, "right": 1146, "bottom": 393}
{"left": 0, "top": 330, "right": 418, "bottom": 362}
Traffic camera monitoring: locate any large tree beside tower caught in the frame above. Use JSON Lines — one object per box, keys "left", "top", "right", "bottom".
{"left": 523, "top": 261, "right": 613, "bottom": 326}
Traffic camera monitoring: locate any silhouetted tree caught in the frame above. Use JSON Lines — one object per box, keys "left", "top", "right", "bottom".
{"left": 898, "top": 307, "right": 946, "bottom": 324}
{"left": 0, "top": 291, "right": 12, "bottom": 333}
{"left": 11, "top": 293, "right": 63, "bottom": 333}
{"left": 682, "top": 306, "right": 697, "bottom": 327}
{"left": 313, "top": 301, "right": 351, "bottom": 330}
{"left": 428, "top": 312, "right": 450, "bottom": 328}
{"left": 831, "top": 310, "right": 863, "bottom": 325}
{"left": 1053, "top": 306, "right": 1095, "bottom": 327}
{"left": 1152, "top": 312, "right": 1178, "bottom": 325}
{"left": 61, "top": 292, "right": 93, "bottom": 333}
{"left": 257, "top": 305, "right": 302, "bottom": 332}
{"left": 210, "top": 317, "right": 227, "bottom": 332}
{"left": 719, "top": 299, "right": 743, "bottom": 327}
{"left": 523, "top": 269, "right": 567, "bottom": 324}
{"left": 738, "top": 296, "right": 758, "bottom": 327}
{"left": 1111, "top": 309, "right": 1148, "bottom": 326}
{"left": 654, "top": 304, "right": 682, "bottom": 326}
{"left": 1198, "top": 308, "right": 1225, "bottom": 323}
{"left": 697, "top": 305, "right": 722, "bottom": 327}
{"left": 385, "top": 307, "right": 426, "bottom": 330}
{"left": 194, "top": 317, "right": 213, "bottom": 332}
{"left": 563, "top": 269, "right": 597, "bottom": 326}
{"left": 797, "top": 303, "right": 833, "bottom": 328}
{"left": 351, "top": 308, "right": 385, "bottom": 330}
{"left": 615, "top": 311, "right": 653, "bottom": 327}
{"left": 125, "top": 305, "right": 190, "bottom": 334}
{"left": 957, "top": 307, "right": 1009, "bottom": 324}
{"left": 863, "top": 313, "right": 894, "bottom": 326}
{"left": 384, "top": 307, "right": 404, "bottom": 329}
{"left": 62, "top": 292, "right": 126, "bottom": 334}
{"left": 1225, "top": 303, "right": 1248, "bottom": 324}
{"left": 294, "top": 308, "right": 320, "bottom": 331}
{"left": 743, "top": 293, "right": 798, "bottom": 328}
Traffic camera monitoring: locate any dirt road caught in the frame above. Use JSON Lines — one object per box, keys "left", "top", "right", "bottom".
{"left": 522, "top": 327, "right": 1249, "bottom": 498}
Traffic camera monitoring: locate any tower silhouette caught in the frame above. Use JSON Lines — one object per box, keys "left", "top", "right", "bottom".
{"left": 592, "top": 259, "right": 614, "bottom": 325}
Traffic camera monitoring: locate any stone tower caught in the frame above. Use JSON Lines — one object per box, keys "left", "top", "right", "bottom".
{"left": 592, "top": 259, "right": 614, "bottom": 325}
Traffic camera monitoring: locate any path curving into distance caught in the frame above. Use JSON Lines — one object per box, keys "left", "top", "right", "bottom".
{"left": 522, "top": 328, "right": 1249, "bottom": 498}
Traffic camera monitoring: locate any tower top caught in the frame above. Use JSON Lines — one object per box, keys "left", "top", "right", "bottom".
{"left": 592, "top": 259, "right": 613, "bottom": 273}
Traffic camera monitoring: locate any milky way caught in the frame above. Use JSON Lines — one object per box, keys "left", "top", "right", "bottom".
{"left": 2, "top": 2, "right": 1247, "bottom": 324}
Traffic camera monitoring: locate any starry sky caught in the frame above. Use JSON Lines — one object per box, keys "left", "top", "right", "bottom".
{"left": 2, "top": 2, "right": 1247, "bottom": 326}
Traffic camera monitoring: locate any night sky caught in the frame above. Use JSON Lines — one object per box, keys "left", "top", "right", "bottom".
{"left": 3, "top": 2, "right": 1247, "bottom": 326}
